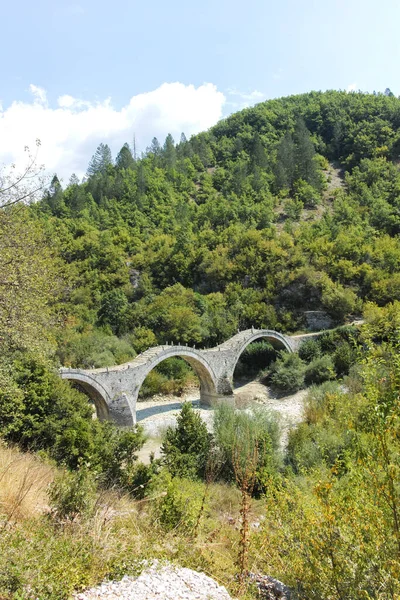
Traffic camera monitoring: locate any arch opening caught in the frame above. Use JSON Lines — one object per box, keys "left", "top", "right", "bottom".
{"left": 66, "top": 379, "right": 110, "bottom": 421}
{"left": 137, "top": 352, "right": 218, "bottom": 406}
{"left": 232, "top": 334, "right": 293, "bottom": 391}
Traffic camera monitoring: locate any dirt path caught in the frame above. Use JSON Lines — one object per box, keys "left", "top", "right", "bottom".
{"left": 136, "top": 382, "right": 307, "bottom": 464}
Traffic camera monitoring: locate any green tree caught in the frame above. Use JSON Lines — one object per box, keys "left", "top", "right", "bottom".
{"left": 294, "top": 118, "right": 320, "bottom": 188}
{"left": 163, "top": 133, "right": 176, "bottom": 171}
{"left": 275, "top": 131, "right": 296, "bottom": 190}
{"left": 161, "top": 402, "right": 211, "bottom": 479}
{"left": 271, "top": 352, "right": 306, "bottom": 391}
{"left": 86, "top": 143, "right": 113, "bottom": 176}
{"left": 98, "top": 289, "right": 129, "bottom": 335}
{"left": 0, "top": 207, "right": 60, "bottom": 359}
{"left": 115, "top": 143, "right": 135, "bottom": 170}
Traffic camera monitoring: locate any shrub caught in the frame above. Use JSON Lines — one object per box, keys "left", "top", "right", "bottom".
{"left": 333, "top": 341, "right": 355, "bottom": 376}
{"left": 303, "top": 381, "right": 341, "bottom": 425}
{"left": 322, "top": 284, "right": 359, "bottom": 322}
{"left": 155, "top": 474, "right": 204, "bottom": 532}
{"left": 284, "top": 197, "right": 303, "bottom": 220}
{"left": 57, "top": 329, "right": 136, "bottom": 369}
{"left": 318, "top": 330, "right": 337, "bottom": 353}
{"left": 161, "top": 402, "right": 212, "bottom": 480}
{"left": 213, "top": 403, "right": 281, "bottom": 492}
{"left": 48, "top": 466, "right": 97, "bottom": 522}
{"left": 305, "top": 355, "right": 335, "bottom": 385}
{"left": 293, "top": 178, "right": 321, "bottom": 207}
{"left": 286, "top": 422, "right": 322, "bottom": 472}
{"left": 298, "top": 339, "right": 321, "bottom": 362}
{"left": 123, "top": 459, "right": 162, "bottom": 499}
{"left": 270, "top": 352, "right": 306, "bottom": 392}
{"left": 287, "top": 382, "right": 349, "bottom": 472}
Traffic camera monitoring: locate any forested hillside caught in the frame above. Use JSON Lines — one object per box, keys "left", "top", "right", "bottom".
{"left": 1, "top": 90, "right": 400, "bottom": 600}
{"left": 31, "top": 90, "right": 400, "bottom": 367}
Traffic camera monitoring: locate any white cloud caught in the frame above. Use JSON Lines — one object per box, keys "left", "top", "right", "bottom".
{"left": 0, "top": 82, "right": 226, "bottom": 181}
{"left": 225, "top": 88, "right": 266, "bottom": 112}
{"left": 29, "top": 84, "right": 48, "bottom": 106}
{"left": 347, "top": 82, "right": 358, "bottom": 92}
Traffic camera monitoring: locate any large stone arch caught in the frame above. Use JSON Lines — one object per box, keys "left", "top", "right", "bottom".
{"left": 217, "top": 329, "right": 294, "bottom": 387}
{"left": 60, "top": 370, "right": 111, "bottom": 421}
{"left": 131, "top": 347, "right": 219, "bottom": 406}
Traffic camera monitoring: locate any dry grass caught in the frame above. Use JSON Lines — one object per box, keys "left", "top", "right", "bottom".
{"left": 0, "top": 442, "right": 55, "bottom": 523}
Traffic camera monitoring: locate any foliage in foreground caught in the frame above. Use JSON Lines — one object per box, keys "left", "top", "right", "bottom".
{"left": 0, "top": 355, "right": 145, "bottom": 483}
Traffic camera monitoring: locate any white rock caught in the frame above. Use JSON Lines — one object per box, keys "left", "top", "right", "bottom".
{"left": 73, "top": 561, "right": 233, "bottom": 600}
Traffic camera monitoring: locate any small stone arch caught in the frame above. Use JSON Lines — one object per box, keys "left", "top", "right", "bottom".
{"left": 133, "top": 348, "right": 218, "bottom": 406}
{"left": 61, "top": 371, "right": 111, "bottom": 421}
{"left": 229, "top": 330, "right": 293, "bottom": 381}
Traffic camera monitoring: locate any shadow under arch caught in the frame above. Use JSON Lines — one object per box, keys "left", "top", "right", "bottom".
{"left": 63, "top": 375, "right": 110, "bottom": 421}
{"left": 135, "top": 349, "right": 218, "bottom": 406}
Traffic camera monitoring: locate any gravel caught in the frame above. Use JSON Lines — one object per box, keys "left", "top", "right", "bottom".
{"left": 73, "top": 561, "right": 233, "bottom": 600}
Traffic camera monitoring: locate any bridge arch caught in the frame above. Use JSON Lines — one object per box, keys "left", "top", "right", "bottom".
{"left": 130, "top": 346, "right": 219, "bottom": 406}
{"left": 221, "top": 329, "right": 294, "bottom": 383}
{"left": 60, "top": 370, "right": 111, "bottom": 421}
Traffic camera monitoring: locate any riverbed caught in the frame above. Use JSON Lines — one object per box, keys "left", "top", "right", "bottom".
{"left": 136, "top": 381, "right": 307, "bottom": 464}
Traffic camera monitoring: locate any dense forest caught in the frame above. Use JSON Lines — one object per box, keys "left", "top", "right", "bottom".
{"left": 30, "top": 89, "right": 400, "bottom": 366}
{"left": 1, "top": 90, "right": 400, "bottom": 599}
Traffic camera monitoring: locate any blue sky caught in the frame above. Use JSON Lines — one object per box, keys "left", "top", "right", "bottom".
{"left": 1, "top": 0, "right": 399, "bottom": 179}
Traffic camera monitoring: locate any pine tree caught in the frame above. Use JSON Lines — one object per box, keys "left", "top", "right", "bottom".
{"left": 294, "top": 119, "right": 319, "bottom": 188}
{"left": 132, "top": 134, "right": 137, "bottom": 160}
{"left": 116, "top": 143, "right": 135, "bottom": 170}
{"left": 251, "top": 133, "right": 268, "bottom": 169}
{"left": 161, "top": 402, "right": 211, "bottom": 479}
{"left": 147, "top": 137, "right": 161, "bottom": 156}
{"left": 163, "top": 133, "right": 176, "bottom": 171}
{"left": 275, "top": 132, "right": 296, "bottom": 190}
{"left": 49, "top": 174, "right": 62, "bottom": 195}
{"left": 68, "top": 173, "right": 80, "bottom": 187}
{"left": 86, "top": 143, "right": 113, "bottom": 176}
{"left": 177, "top": 132, "right": 193, "bottom": 159}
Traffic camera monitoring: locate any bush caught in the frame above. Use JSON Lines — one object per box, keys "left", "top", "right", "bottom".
{"left": 213, "top": 403, "right": 281, "bottom": 492}
{"left": 161, "top": 402, "right": 212, "bottom": 480}
{"left": 287, "top": 382, "right": 348, "bottom": 472}
{"left": 303, "top": 381, "right": 341, "bottom": 425}
{"left": 333, "top": 341, "right": 355, "bottom": 376}
{"left": 48, "top": 466, "right": 97, "bottom": 522}
{"left": 293, "top": 178, "right": 321, "bottom": 207}
{"left": 298, "top": 339, "right": 321, "bottom": 363}
{"left": 270, "top": 352, "right": 306, "bottom": 392}
{"left": 322, "top": 284, "right": 359, "bottom": 322}
{"left": 318, "top": 330, "right": 337, "bottom": 353}
{"left": 284, "top": 197, "right": 303, "bottom": 220}
{"left": 154, "top": 473, "right": 204, "bottom": 532}
{"left": 123, "top": 459, "right": 162, "bottom": 499}
{"left": 305, "top": 355, "right": 335, "bottom": 385}
{"left": 57, "top": 329, "right": 136, "bottom": 369}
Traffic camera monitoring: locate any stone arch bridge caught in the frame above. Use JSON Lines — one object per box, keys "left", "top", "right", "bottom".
{"left": 60, "top": 329, "right": 316, "bottom": 426}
